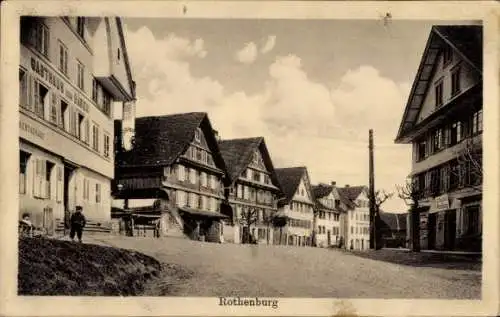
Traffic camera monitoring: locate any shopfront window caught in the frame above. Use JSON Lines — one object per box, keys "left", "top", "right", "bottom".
{"left": 465, "top": 205, "right": 480, "bottom": 235}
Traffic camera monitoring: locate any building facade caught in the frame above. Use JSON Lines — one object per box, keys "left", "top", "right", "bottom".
{"left": 311, "top": 182, "right": 344, "bottom": 248}
{"left": 19, "top": 17, "right": 135, "bottom": 234}
{"left": 337, "top": 185, "right": 370, "bottom": 251}
{"left": 114, "top": 112, "right": 228, "bottom": 242}
{"left": 218, "top": 137, "right": 283, "bottom": 244}
{"left": 274, "top": 167, "right": 315, "bottom": 247}
{"left": 395, "top": 25, "right": 483, "bottom": 252}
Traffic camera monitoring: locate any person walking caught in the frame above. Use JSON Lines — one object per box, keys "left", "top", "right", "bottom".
{"left": 70, "top": 206, "right": 86, "bottom": 243}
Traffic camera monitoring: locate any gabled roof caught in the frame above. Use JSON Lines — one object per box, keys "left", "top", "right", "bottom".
{"left": 337, "top": 185, "right": 367, "bottom": 209}
{"left": 218, "top": 137, "right": 282, "bottom": 190}
{"left": 312, "top": 184, "right": 342, "bottom": 212}
{"left": 312, "top": 184, "right": 334, "bottom": 200}
{"left": 275, "top": 166, "right": 309, "bottom": 204}
{"left": 379, "top": 211, "right": 408, "bottom": 232}
{"left": 395, "top": 25, "right": 483, "bottom": 143}
{"left": 115, "top": 112, "right": 226, "bottom": 173}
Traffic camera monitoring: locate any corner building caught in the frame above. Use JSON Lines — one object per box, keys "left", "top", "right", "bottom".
{"left": 395, "top": 25, "right": 482, "bottom": 251}
{"left": 19, "top": 17, "right": 135, "bottom": 233}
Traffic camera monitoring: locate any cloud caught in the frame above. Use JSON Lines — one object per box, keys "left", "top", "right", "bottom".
{"left": 260, "top": 35, "right": 276, "bottom": 54}
{"left": 235, "top": 42, "right": 258, "bottom": 64}
{"left": 124, "top": 25, "right": 411, "bottom": 211}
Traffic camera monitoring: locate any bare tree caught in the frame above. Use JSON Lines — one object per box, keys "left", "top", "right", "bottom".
{"left": 453, "top": 138, "right": 483, "bottom": 191}
{"left": 240, "top": 207, "right": 258, "bottom": 244}
{"left": 396, "top": 179, "right": 421, "bottom": 252}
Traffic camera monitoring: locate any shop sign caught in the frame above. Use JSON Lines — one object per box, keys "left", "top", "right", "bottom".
{"left": 19, "top": 120, "right": 44, "bottom": 140}
{"left": 30, "top": 56, "right": 89, "bottom": 113}
{"left": 434, "top": 194, "right": 450, "bottom": 212}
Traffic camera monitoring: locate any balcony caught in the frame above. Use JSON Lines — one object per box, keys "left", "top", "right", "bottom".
{"left": 411, "top": 134, "right": 482, "bottom": 176}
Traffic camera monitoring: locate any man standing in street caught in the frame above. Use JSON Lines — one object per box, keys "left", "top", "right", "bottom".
{"left": 70, "top": 206, "right": 86, "bottom": 243}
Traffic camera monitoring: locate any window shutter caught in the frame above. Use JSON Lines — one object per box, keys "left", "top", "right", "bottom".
{"left": 32, "top": 159, "right": 38, "bottom": 196}
{"left": 56, "top": 166, "right": 62, "bottom": 202}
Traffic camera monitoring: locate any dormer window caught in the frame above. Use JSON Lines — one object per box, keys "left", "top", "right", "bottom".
{"left": 194, "top": 128, "right": 201, "bottom": 142}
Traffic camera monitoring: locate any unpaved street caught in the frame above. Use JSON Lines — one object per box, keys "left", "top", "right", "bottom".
{"left": 90, "top": 236, "right": 481, "bottom": 299}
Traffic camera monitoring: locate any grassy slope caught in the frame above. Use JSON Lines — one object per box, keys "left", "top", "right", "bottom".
{"left": 18, "top": 237, "right": 162, "bottom": 296}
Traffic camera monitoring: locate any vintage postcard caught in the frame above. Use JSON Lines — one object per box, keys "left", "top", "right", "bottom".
{"left": 0, "top": 0, "right": 499, "bottom": 316}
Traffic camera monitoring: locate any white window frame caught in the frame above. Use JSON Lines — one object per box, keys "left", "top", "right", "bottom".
{"left": 178, "top": 165, "right": 185, "bottom": 181}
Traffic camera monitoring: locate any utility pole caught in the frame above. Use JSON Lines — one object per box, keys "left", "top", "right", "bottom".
{"left": 369, "top": 129, "right": 376, "bottom": 250}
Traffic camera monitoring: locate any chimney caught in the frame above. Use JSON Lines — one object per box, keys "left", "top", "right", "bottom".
{"left": 331, "top": 181, "right": 336, "bottom": 186}
{"left": 121, "top": 100, "right": 136, "bottom": 151}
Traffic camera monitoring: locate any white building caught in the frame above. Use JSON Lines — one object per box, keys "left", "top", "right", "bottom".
{"left": 311, "top": 182, "right": 344, "bottom": 248}
{"left": 274, "top": 167, "right": 315, "bottom": 246}
{"left": 19, "top": 17, "right": 135, "bottom": 234}
{"left": 338, "top": 185, "right": 370, "bottom": 250}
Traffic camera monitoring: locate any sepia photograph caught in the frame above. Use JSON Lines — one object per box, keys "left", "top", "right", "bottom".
{"left": 1, "top": 1, "right": 499, "bottom": 316}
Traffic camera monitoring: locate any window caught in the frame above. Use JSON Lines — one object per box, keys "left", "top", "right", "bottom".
{"left": 102, "top": 91, "right": 111, "bottom": 116}
{"left": 92, "top": 78, "right": 98, "bottom": 103}
{"left": 58, "top": 41, "right": 68, "bottom": 75}
{"left": 33, "top": 158, "right": 45, "bottom": 198}
{"left": 210, "top": 175, "right": 217, "bottom": 190}
{"left": 104, "top": 134, "right": 110, "bottom": 158}
{"left": 196, "top": 148, "right": 202, "bottom": 161}
{"left": 450, "top": 121, "right": 462, "bottom": 146}
{"left": 200, "top": 172, "right": 207, "bottom": 187}
{"left": 431, "top": 128, "right": 443, "bottom": 153}
{"left": 77, "top": 17, "right": 85, "bottom": 39}
{"left": 176, "top": 191, "right": 186, "bottom": 207}
{"left": 194, "top": 128, "right": 201, "bottom": 142}
{"left": 77, "top": 113, "right": 84, "bottom": 139}
{"left": 189, "top": 168, "right": 197, "bottom": 184}
{"left": 451, "top": 67, "right": 461, "bottom": 96}
{"left": 237, "top": 184, "right": 243, "bottom": 198}
{"left": 443, "top": 45, "right": 453, "bottom": 67}
{"left": 472, "top": 110, "right": 483, "bottom": 134}
{"left": 34, "top": 82, "right": 49, "bottom": 119}
{"left": 49, "top": 93, "right": 58, "bottom": 125}
{"left": 92, "top": 124, "right": 99, "bottom": 151}
{"left": 416, "top": 140, "right": 426, "bottom": 160}
{"left": 253, "top": 170, "right": 260, "bottom": 182}
{"left": 95, "top": 183, "right": 101, "bottom": 203}
{"left": 449, "top": 162, "right": 460, "bottom": 190}
{"left": 83, "top": 178, "right": 89, "bottom": 200}
{"left": 19, "top": 69, "right": 28, "bottom": 109}
{"left": 60, "top": 100, "right": 68, "bottom": 131}
{"left": 84, "top": 120, "right": 90, "bottom": 144}
{"left": 19, "top": 151, "right": 30, "bottom": 194}
{"left": 45, "top": 161, "right": 54, "bottom": 199}
{"left": 189, "top": 193, "right": 198, "bottom": 208}
{"left": 77, "top": 61, "right": 85, "bottom": 91}
{"left": 177, "top": 165, "right": 186, "bottom": 181}
{"left": 435, "top": 81, "right": 443, "bottom": 108}
{"left": 242, "top": 169, "right": 248, "bottom": 178}
{"left": 36, "top": 23, "right": 50, "bottom": 56}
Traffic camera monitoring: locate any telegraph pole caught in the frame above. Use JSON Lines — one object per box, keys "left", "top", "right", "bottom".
{"left": 369, "top": 129, "right": 376, "bottom": 249}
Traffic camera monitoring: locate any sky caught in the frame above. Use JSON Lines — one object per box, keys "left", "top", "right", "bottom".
{"left": 119, "top": 18, "right": 473, "bottom": 213}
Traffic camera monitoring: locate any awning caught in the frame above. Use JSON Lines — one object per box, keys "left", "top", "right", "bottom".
{"left": 178, "top": 207, "right": 228, "bottom": 219}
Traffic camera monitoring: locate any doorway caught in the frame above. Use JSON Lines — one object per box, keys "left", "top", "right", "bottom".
{"left": 444, "top": 210, "right": 457, "bottom": 250}
{"left": 428, "top": 213, "right": 437, "bottom": 250}
{"left": 327, "top": 230, "right": 331, "bottom": 246}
